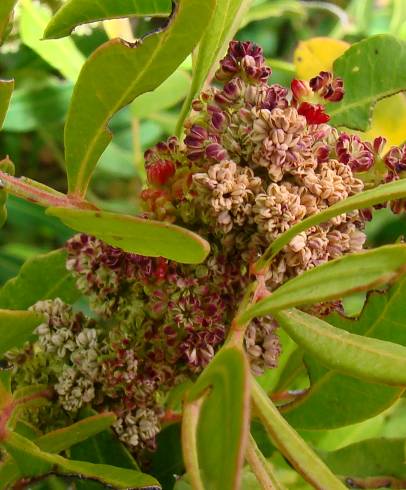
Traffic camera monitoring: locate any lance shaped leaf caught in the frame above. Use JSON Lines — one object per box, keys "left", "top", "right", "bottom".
{"left": 44, "top": 0, "right": 172, "bottom": 39}
{"left": 0, "top": 249, "right": 80, "bottom": 310}
{"left": 64, "top": 0, "right": 215, "bottom": 197}
{"left": 327, "top": 34, "right": 406, "bottom": 130}
{"left": 0, "top": 80, "right": 13, "bottom": 131}
{"left": 283, "top": 277, "right": 406, "bottom": 429}
{"left": 275, "top": 308, "right": 406, "bottom": 387}
{"left": 177, "top": 0, "right": 252, "bottom": 131}
{"left": 47, "top": 207, "right": 210, "bottom": 264}
{"left": 70, "top": 407, "right": 140, "bottom": 472}
{"left": 2, "top": 432, "right": 160, "bottom": 488}
{"left": 0, "top": 0, "right": 16, "bottom": 43}
{"left": 183, "top": 346, "right": 250, "bottom": 490}
{"left": 0, "top": 413, "right": 117, "bottom": 488}
{"left": 20, "top": 0, "right": 85, "bottom": 82}
{"left": 255, "top": 178, "right": 406, "bottom": 272}
{"left": 242, "top": 244, "right": 406, "bottom": 323}
{"left": 0, "top": 310, "right": 43, "bottom": 356}
{"left": 251, "top": 379, "right": 347, "bottom": 490}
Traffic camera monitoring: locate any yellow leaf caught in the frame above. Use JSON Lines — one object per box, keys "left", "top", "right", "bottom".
{"left": 294, "top": 37, "right": 349, "bottom": 79}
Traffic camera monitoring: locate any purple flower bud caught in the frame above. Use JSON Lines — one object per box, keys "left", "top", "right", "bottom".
{"left": 205, "top": 143, "right": 228, "bottom": 161}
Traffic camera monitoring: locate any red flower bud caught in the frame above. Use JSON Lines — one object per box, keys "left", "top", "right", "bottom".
{"left": 290, "top": 79, "right": 312, "bottom": 102}
{"left": 147, "top": 160, "right": 176, "bottom": 186}
{"left": 297, "top": 102, "right": 330, "bottom": 124}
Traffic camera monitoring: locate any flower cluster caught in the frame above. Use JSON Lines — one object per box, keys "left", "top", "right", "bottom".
{"left": 9, "top": 40, "right": 405, "bottom": 454}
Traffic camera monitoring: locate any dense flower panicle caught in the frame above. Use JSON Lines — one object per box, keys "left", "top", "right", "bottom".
{"left": 10, "top": 40, "right": 403, "bottom": 455}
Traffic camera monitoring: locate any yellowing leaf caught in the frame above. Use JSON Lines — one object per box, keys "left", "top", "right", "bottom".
{"left": 293, "top": 37, "right": 349, "bottom": 79}
{"left": 356, "top": 93, "right": 406, "bottom": 150}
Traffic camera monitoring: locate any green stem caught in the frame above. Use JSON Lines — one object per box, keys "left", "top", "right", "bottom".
{"left": 246, "top": 434, "right": 285, "bottom": 490}
{"left": 251, "top": 378, "right": 346, "bottom": 490}
{"left": 181, "top": 395, "right": 206, "bottom": 490}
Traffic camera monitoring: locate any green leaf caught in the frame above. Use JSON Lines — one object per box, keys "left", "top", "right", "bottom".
{"left": 0, "top": 309, "right": 43, "bottom": 356}
{"left": 0, "top": 414, "right": 117, "bottom": 489}
{"left": 19, "top": 0, "right": 85, "bottom": 82}
{"left": 44, "top": 0, "right": 172, "bottom": 39}
{"left": 0, "top": 80, "right": 13, "bottom": 131}
{"left": 0, "top": 249, "right": 79, "bottom": 310}
{"left": 275, "top": 308, "right": 406, "bottom": 386}
{"left": 3, "top": 432, "right": 160, "bottom": 488}
{"left": 328, "top": 34, "right": 406, "bottom": 130}
{"left": 64, "top": 0, "right": 215, "bottom": 197}
{"left": 131, "top": 68, "right": 191, "bottom": 119}
{"left": 3, "top": 81, "right": 72, "bottom": 133}
{"left": 284, "top": 276, "right": 406, "bottom": 429}
{"left": 47, "top": 207, "right": 210, "bottom": 264}
{"left": 255, "top": 178, "right": 406, "bottom": 272}
{"left": 321, "top": 438, "right": 406, "bottom": 480}
{"left": 243, "top": 244, "right": 406, "bottom": 323}
{"left": 37, "top": 413, "right": 116, "bottom": 454}
{"left": 251, "top": 379, "right": 347, "bottom": 490}
{"left": 177, "top": 0, "right": 251, "bottom": 132}
{"left": 0, "top": 0, "right": 16, "bottom": 43}
{"left": 70, "top": 408, "right": 139, "bottom": 472}
{"left": 183, "top": 346, "right": 250, "bottom": 490}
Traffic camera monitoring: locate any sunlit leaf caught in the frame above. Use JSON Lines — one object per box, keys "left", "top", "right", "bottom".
{"left": 183, "top": 346, "right": 250, "bottom": 490}
{"left": 0, "top": 249, "right": 79, "bottom": 310}
{"left": 275, "top": 308, "right": 406, "bottom": 386}
{"left": 328, "top": 34, "right": 406, "bottom": 130}
{"left": 64, "top": 0, "right": 215, "bottom": 197}
{"left": 243, "top": 244, "right": 406, "bottom": 322}
{"left": 0, "top": 309, "right": 43, "bottom": 356}
{"left": 19, "top": 0, "right": 85, "bottom": 82}
{"left": 47, "top": 207, "right": 210, "bottom": 264}
{"left": 44, "top": 0, "right": 172, "bottom": 39}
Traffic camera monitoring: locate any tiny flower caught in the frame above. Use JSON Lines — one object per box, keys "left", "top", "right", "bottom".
{"left": 336, "top": 134, "right": 374, "bottom": 172}
{"left": 309, "top": 71, "right": 344, "bottom": 102}
{"left": 384, "top": 144, "right": 406, "bottom": 173}
{"left": 297, "top": 102, "right": 330, "bottom": 124}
